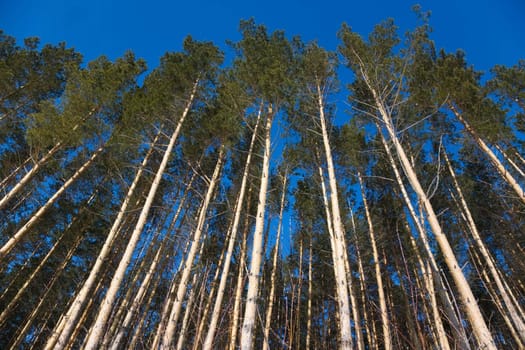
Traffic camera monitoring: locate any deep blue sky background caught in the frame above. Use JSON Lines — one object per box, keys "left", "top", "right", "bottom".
{"left": 1, "top": 0, "right": 524, "bottom": 73}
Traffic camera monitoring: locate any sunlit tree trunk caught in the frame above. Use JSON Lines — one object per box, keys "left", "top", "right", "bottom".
{"left": 175, "top": 272, "right": 201, "bottom": 350}
{"left": 203, "top": 107, "right": 262, "bottom": 350}
{"left": 45, "top": 133, "right": 158, "bottom": 350}
{"left": 0, "top": 156, "right": 31, "bottom": 192}
{"left": 306, "top": 239, "right": 313, "bottom": 350}
{"left": 262, "top": 174, "right": 287, "bottom": 350}
{"left": 0, "top": 144, "right": 105, "bottom": 259}
{"left": 358, "top": 172, "right": 392, "bottom": 350}
{"left": 229, "top": 194, "right": 251, "bottom": 350}
{"left": 316, "top": 81, "right": 353, "bottom": 349}
{"left": 8, "top": 233, "right": 83, "bottom": 349}
{"left": 83, "top": 80, "right": 199, "bottom": 350}
{"left": 342, "top": 215, "right": 363, "bottom": 350}
{"left": 128, "top": 269, "right": 161, "bottom": 349}
{"left": 240, "top": 109, "right": 273, "bottom": 350}
{"left": 351, "top": 59, "right": 496, "bottom": 347}
{"left": 349, "top": 207, "right": 375, "bottom": 349}
{"left": 151, "top": 229, "right": 194, "bottom": 350}
{"left": 192, "top": 233, "right": 230, "bottom": 350}
{"left": 99, "top": 223, "right": 158, "bottom": 348}
{"left": 0, "top": 111, "right": 93, "bottom": 211}
{"left": 378, "top": 127, "right": 453, "bottom": 350}
{"left": 495, "top": 144, "right": 525, "bottom": 177}
{"left": 109, "top": 236, "right": 166, "bottom": 350}
{"left": 449, "top": 104, "right": 525, "bottom": 204}
{"left": 0, "top": 187, "right": 98, "bottom": 327}
{"left": 161, "top": 146, "right": 225, "bottom": 349}
{"left": 445, "top": 149, "right": 525, "bottom": 344}
{"left": 294, "top": 238, "right": 304, "bottom": 349}
{"left": 0, "top": 142, "right": 61, "bottom": 212}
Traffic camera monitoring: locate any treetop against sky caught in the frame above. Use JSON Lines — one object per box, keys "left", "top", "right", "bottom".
{"left": 1, "top": 0, "right": 524, "bottom": 72}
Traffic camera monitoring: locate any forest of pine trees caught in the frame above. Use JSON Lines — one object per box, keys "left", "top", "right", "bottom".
{"left": 0, "top": 12, "right": 524, "bottom": 349}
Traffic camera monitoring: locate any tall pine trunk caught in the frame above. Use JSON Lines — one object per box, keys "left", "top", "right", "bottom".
{"left": 449, "top": 104, "right": 525, "bottom": 204}
{"left": 160, "top": 146, "right": 224, "bottom": 349}
{"left": 316, "top": 82, "right": 353, "bottom": 349}
{"left": 262, "top": 174, "right": 287, "bottom": 350}
{"left": 45, "top": 133, "right": 158, "bottom": 350}
{"left": 0, "top": 111, "right": 93, "bottom": 212}
{"left": 377, "top": 126, "right": 455, "bottom": 350}
{"left": 444, "top": 149, "right": 525, "bottom": 344}
{"left": 240, "top": 108, "right": 273, "bottom": 350}
{"left": 229, "top": 195, "right": 251, "bottom": 350}
{"left": 202, "top": 107, "right": 262, "bottom": 350}
{"left": 358, "top": 172, "right": 392, "bottom": 350}
{"left": 0, "top": 144, "right": 104, "bottom": 259}
{"left": 363, "top": 75, "right": 496, "bottom": 349}
{"left": 83, "top": 80, "right": 198, "bottom": 350}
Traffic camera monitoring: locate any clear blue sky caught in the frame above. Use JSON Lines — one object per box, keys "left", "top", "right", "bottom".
{"left": 1, "top": 0, "right": 524, "bottom": 73}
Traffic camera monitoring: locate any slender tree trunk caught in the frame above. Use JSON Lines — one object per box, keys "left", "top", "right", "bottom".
{"left": 445, "top": 150, "right": 525, "bottom": 343}
{"left": 0, "top": 155, "right": 32, "bottom": 192}
{"left": 44, "top": 133, "right": 158, "bottom": 350}
{"left": 449, "top": 104, "right": 525, "bottom": 204}
{"left": 192, "top": 232, "right": 230, "bottom": 350}
{"left": 0, "top": 144, "right": 104, "bottom": 259}
{"left": 240, "top": 109, "right": 273, "bottom": 350}
{"left": 306, "top": 239, "right": 313, "bottom": 350}
{"left": 8, "top": 233, "right": 83, "bottom": 349}
{"left": 378, "top": 128, "right": 454, "bottom": 350}
{"left": 229, "top": 194, "right": 252, "bottom": 350}
{"left": 82, "top": 81, "right": 198, "bottom": 350}
{"left": 495, "top": 144, "right": 525, "bottom": 177}
{"left": 0, "top": 143, "right": 61, "bottom": 211}
{"left": 28, "top": 301, "right": 59, "bottom": 350}
{"left": 161, "top": 146, "right": 225, "bottom": 349}
{"left": 316, "top": 82, "right": 353, "bottom": 349}
{"left": 358, "top": 172, "right": 392, "bottom": 350}
{"left": 262, "top": 174, "right": 287, "bottom": 350}
{"left": 203, "top": 107, "right": 262, "bottom": 350}
{"left": 356, "top": 67, "right": 496, "bottom": 348}
{"left": 0, "top": 111, "right": 94, "bottom": 211}
{"left": 341, "top": 215, "right": 363, "bottom": 350}
{"left": 294, "top": 238, "right": 304, "bottom": 349}
{"left": 109, "top": 238, "right": 166, "bottom": 350}
{"left": 128, "top": 270, "right": 162, "bottom": 349}
{"left": 150, "top": 228, "right": 194, "bottom": 350}
{"left": 175, "top": 272, "right": 200, "bottom": 350}
{"left": 467, "top": 243, "right": 524, "bottom": 348}
{"left": 105, "top": 183, "right": 189, "bottom": 348}
{"left": 406, "top": 225, "right": 451, "bottom": 350}
{"left": 349, "top": 207, "right": 375, "bottom": 350}
{"left": 0, "top": 186, "right": 96, "bottom": 327}
{"left": 99, "top": 223, "right": 158, "bottom": 348}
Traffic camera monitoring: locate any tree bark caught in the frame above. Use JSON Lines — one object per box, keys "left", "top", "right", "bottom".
{"left": 358, "top": 172, "right": 392, "bottom": 350}
{"left": 160, "top": 146, "right": 224, "bottom": 349}
{"left": 229, "top": 193, "right": 251, "bottom": 350}
{"left": 0, "top": 109, "right": 95, "bottom": 211}
{"left": 82, "top": 80, "right": 199, "bottom": 350}
{"left": 445, "top": 149, "right": 525, "bottom": 344}
{"left": 202, "top": 106, "right": 262, "bottom": 350}
{"left": 262, "top": 174, "right": 287, "bottom": 350}
{"left": 365, "top": 78, "right": 496, "bottom": 348}
{"left": 450, "top": 104, "right": 525, "bottom": 204}
{"left": 240, "top": 108, "right": 273, "bottom": 350}
{"left": 316, "top": 82, "right": 353, "bottom": 349}
{"left": 0, "top": 144, "right": 104, "bottom": 259}
{"left": 45, "top": 133, "right": 158, "bottom": 350}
